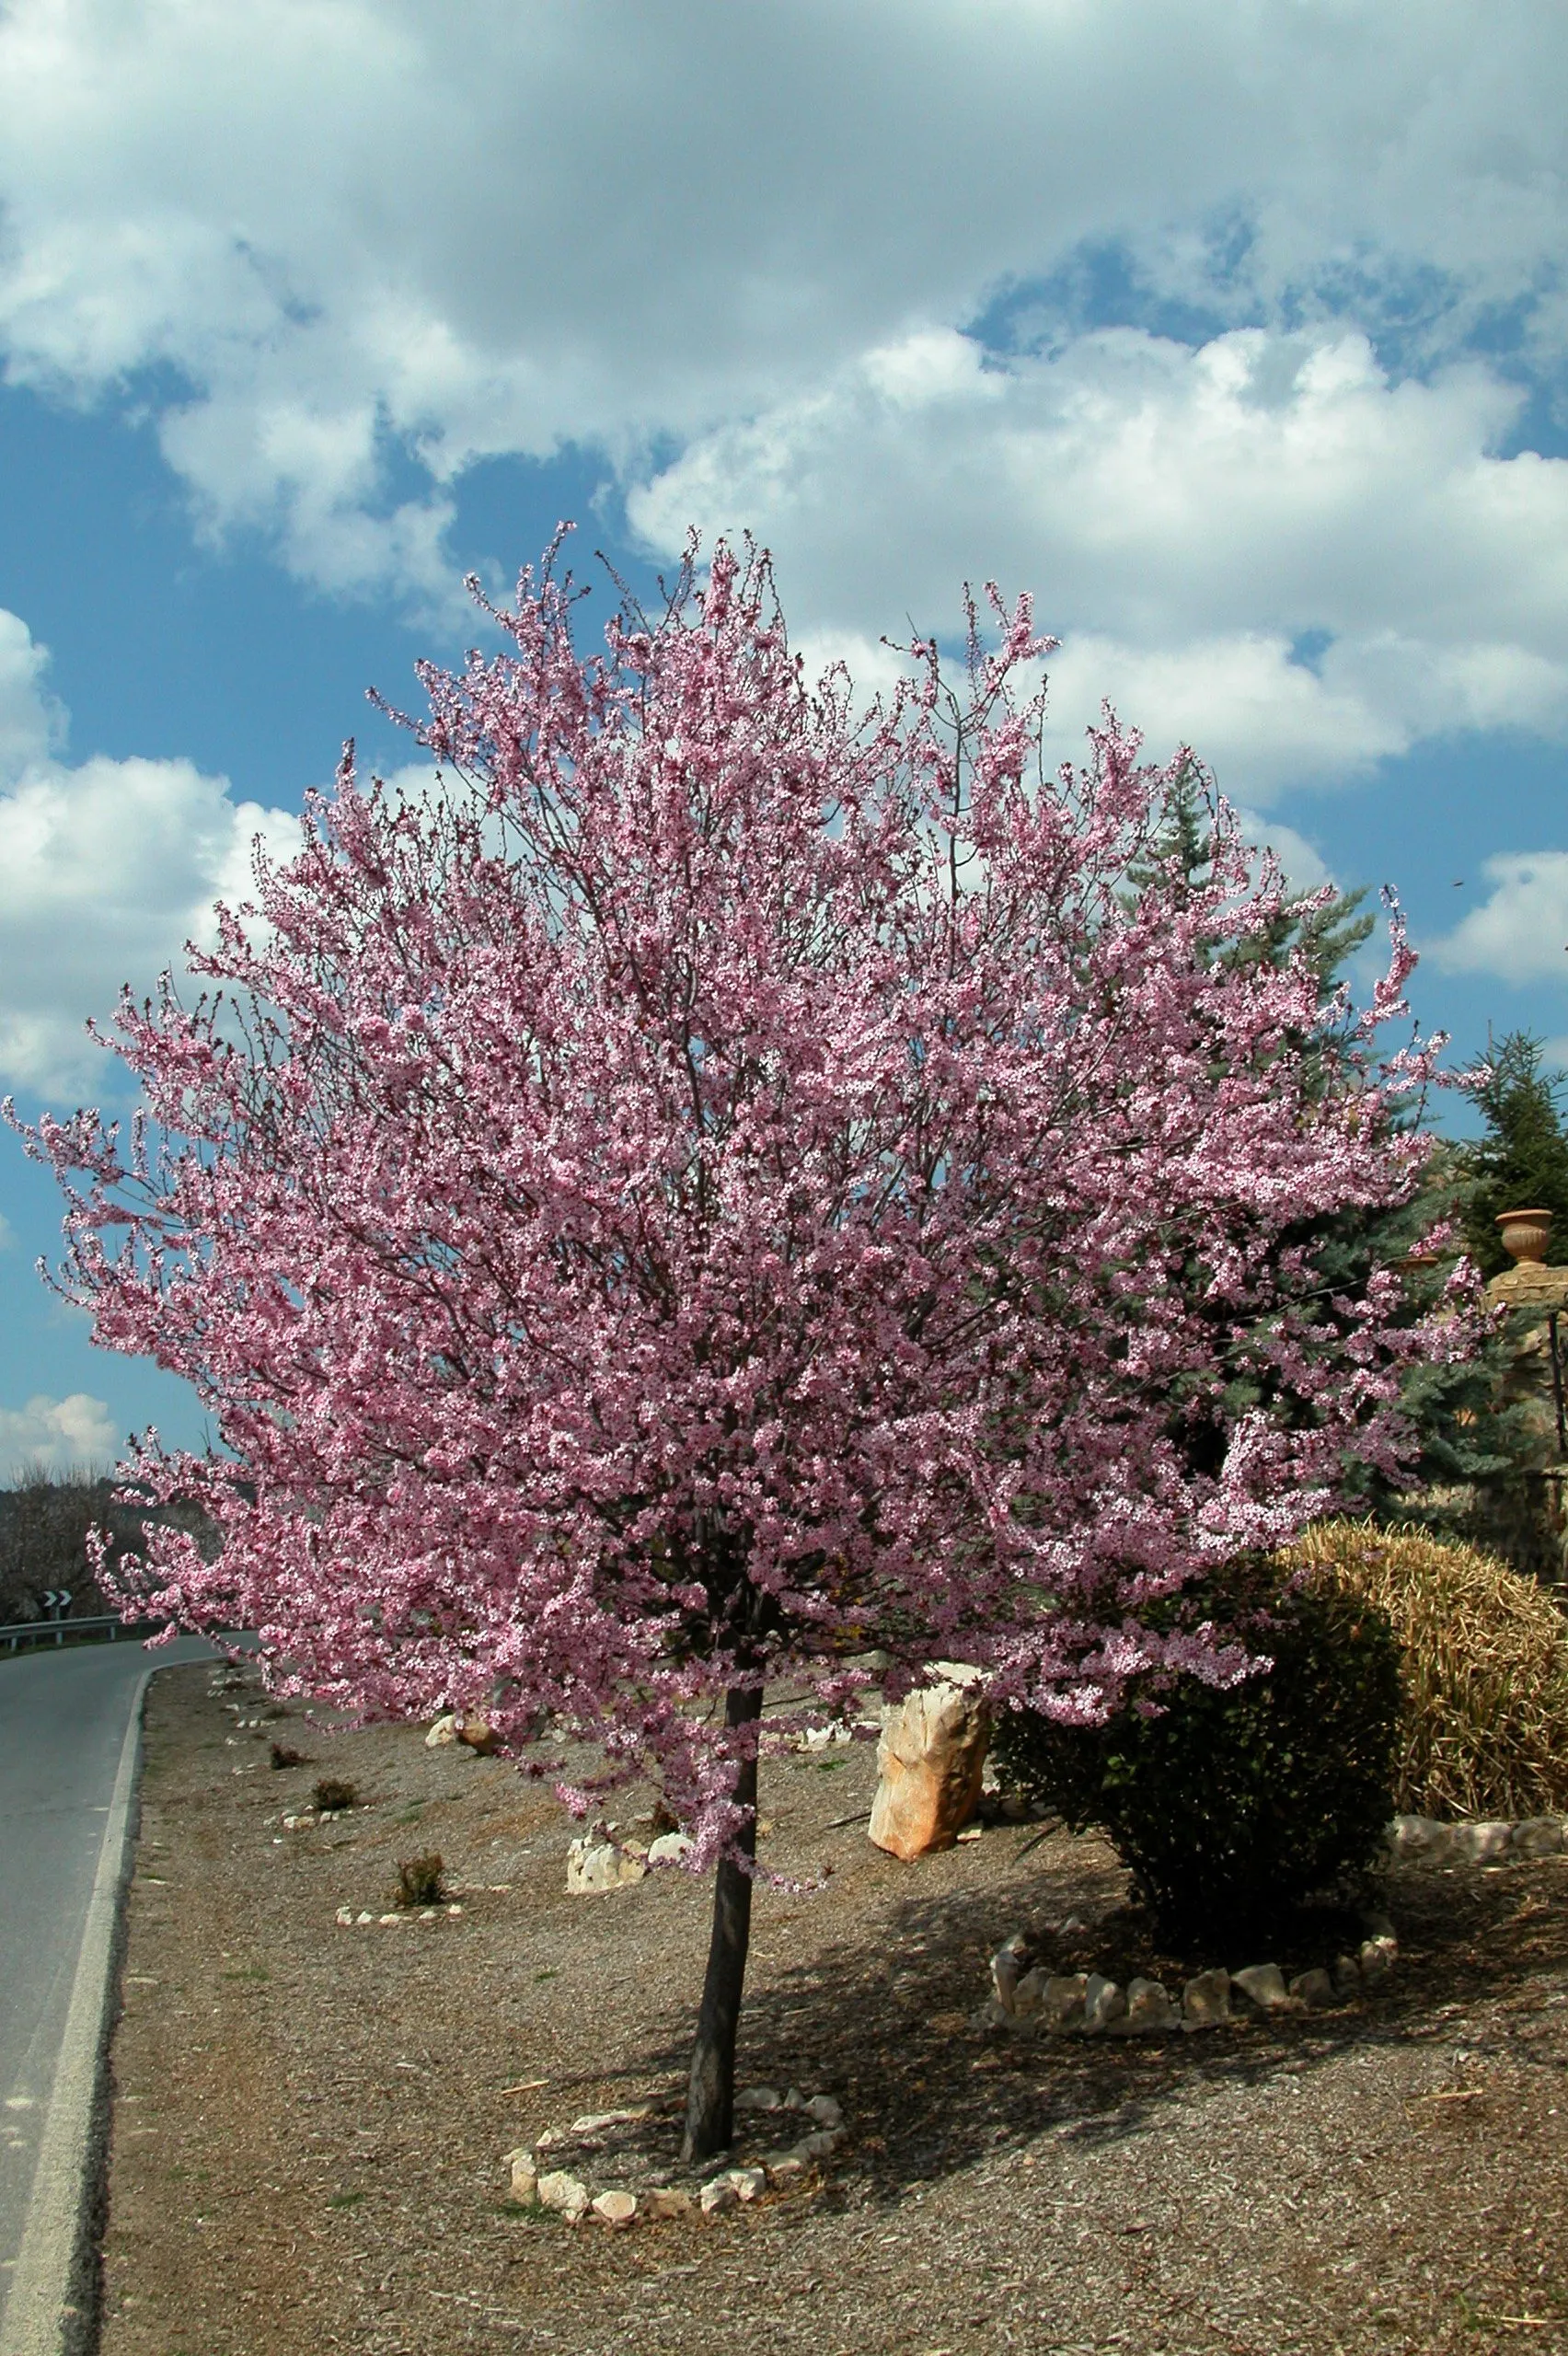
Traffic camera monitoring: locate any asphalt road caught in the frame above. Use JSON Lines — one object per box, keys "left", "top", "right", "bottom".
{"left": 0, "top": 1637, "right": 213, "bottom": 2348}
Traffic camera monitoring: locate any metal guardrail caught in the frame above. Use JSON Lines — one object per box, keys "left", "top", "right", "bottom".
{"left": 0, "top": 1613, "right": 163, "bottom": 1657}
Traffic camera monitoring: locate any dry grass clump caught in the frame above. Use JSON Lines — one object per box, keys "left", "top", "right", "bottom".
{"left": 1281, "top": 1519, "right": 1568, "bottom": 1819}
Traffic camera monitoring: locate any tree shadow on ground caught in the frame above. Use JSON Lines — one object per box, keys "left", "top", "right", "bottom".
{"left": 631, "top": 1850, "right": 1568, "bottom": 2204}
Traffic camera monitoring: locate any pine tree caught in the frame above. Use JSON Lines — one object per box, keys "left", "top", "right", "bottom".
{"left": 1460, "top": 1032, "right": 1568, "bottom": 1276}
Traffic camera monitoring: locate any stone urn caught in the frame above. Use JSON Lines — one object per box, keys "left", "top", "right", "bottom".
{"left": 1497, "top": 1207, "right": 1554, "bottom": 1265}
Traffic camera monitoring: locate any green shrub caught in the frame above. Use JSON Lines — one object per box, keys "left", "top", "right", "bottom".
{"left": 992, "top": 1558, "right": 1401, "bottom": 1946}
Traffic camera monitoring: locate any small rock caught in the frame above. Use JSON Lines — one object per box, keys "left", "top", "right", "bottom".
{"left": 698, "top": 2177, "right": 739, "bottom": 2216}
{"left": 1115, "top": 1976, "right": 1176, "bottom": 2035}
{"left": 420, "top": 1908, "right": 437, "bottom": 1922}
{"left": 1359, "top": 1934, "right": 1397, "bottom": 1982}
{"left": 377, "top": 1912, "right": 402, "bottom": 1926}
{"left": 804, "top": 2094, "right": 842, "bottom": 2130}
{"left": 1082, "top": 1974, "right": 1126, "bottom": 2035}
{"left": 642, "top": 2186, "right": 695, "bottom": 2220}
{"left": 447, "top": 1903, "right": 464, "bottom": 1916}
{"left": 1450, "top": 1819, "right": 1514, "bottom": 1865}
{"left": 802, "top": 1723, "right": 852, "bottom": 1750}
{"left": 566, "top": 1835, "right": 649, "bottom": 1896}
{"left": 424, "top": 1713, "right": 458, "bottom": 1748}
{"left": 593, "top": 2189, "right": 638, "bottom": 2228}
{"left": 1058, "top": 1913, "right": 1088, "bottom": 1935}
{"left": 1331, "top": 1952, "right": 1362, "bottom": 1997}
{"left": 955, "top": 1821, "right": 984, "bottom": 1842}
{"left": 762, "top": 2153, "right": 809, "bottom": 2185}
{"left": 734, "top": 2086, "right": 783, "bottom": 2113}
{"left": 536, "top": 2170, "right": 590, "bottom": 2221}
{"left": 647, "top": 1831, "right": 695, "bottom": 1866}
{"left": 792, "top": 2129, "right": 842, "bottom": 2160}
{"left": 1010, "top": 1964, "right": 1048, "bottom": 2019}
{"left": 990, "top": 1932, "right": 1029, "bottom": 2014}
{"left": 455, "top": 1713, "right": 498, "bottom": 1755}
{"left": 1289, "top": 1967, "right": 1335, "bottom": 2009}
{"left": 1182, "top": 1968, "right": 1231, "bottom": 2029}
{"left": 1512, "top": 1817, "right": 1564, "bottom": 1857}
{"left": 508, "top": 2153, "right": 539, "bottom": 2204}
{"left": 1388, "top": 1813, "right": 1453, "bottom": 1864}
{"left": 1040, "top": 1972, "right": 1090, "bottom": 2033}
{"left": 355, "top": 1911, "right": 374, "bottom": 1925}
{"left": 1232, "top": 1963, "right": 1292, "bottom": 2013}
{"left": 334, "top": 1907, "right": 353, "bottom": 1927}
{"left": 569, "top": 2108, "right": 652, "bottom": 2134}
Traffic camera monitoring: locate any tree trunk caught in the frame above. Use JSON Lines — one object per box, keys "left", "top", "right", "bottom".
{"left": 681, "top": 1682, "right": 763, "bottom": 2165}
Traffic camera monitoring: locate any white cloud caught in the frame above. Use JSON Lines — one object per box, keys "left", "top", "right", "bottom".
{"left": 1433, "top": 852, "right": 1568, "bottom": 986}
{"left": 631, "top": 326, "right": 1568, "bottom": 802}
{"left": 0, "top": 3, "right": 1566, "bottom": 605}
{"left": 0, "top": 612, "right": 296, "bottom": 1096}
{"left": 0, "top": 1391, "right": 118, "bottom": 1477}
{"left": 1232, "top": 811, "right": 1332, "bottom": 897}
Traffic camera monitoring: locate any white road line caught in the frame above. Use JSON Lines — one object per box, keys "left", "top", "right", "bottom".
{"left": 0, "top": 1669, "right": 150, "bottom": 2356}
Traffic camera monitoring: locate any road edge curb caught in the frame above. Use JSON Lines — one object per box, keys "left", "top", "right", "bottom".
{"left": 0, "top": 1667, "right": 152, "bottom": 2356}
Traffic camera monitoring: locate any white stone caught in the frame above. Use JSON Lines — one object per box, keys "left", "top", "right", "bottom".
{"left": 509, "top": 2153, "right": 539, "bottom": 2204}
{"left": 643, "top": 2186, "right": 695, "bottom": 2220}
{"left": 593, "top": 2189, "right": 638, "bottom": 2227}
{"left": 1010, "top": 1965, "right": 1048, "bottom": 2019}
{"left": 1232, "top": 1964, "right": 1292, "bottom": 2012}
{"left": 792, "top": 2129, "right": 843, "bottom": 2160}
{"left": 1116, "top": 1976, "right": 1177, "bottom": 2034}
{"left": 763, "top": 2152, "right": 809, "bottom": 2186}
{"left": 1512, "top": 1816, "right": 1564, "bottom": 1857}
{"left": 647, "top": 1831, "right": 696, "bottom": 1866}
{"left": 804, "top": 2094, "right": 842, "bottom": 2130}
{"left": 1450, "top": 1820, "right": 1514, "bottom": 1865}
{"left": 990, "top": 1933, "right": 1029, "bottom": 2014}
{"left": 1182, "top": 1969, "right": 1231, "bottom": 2028}
{"left": 1332, "top": 1952, "right": 1362, "bottom": 1997}
{"left": 1389, "top": 1814, "right": 1454, "bottom": 1865}
{"left": 1040, "top": 1973, "right": 1090, "bottom": 2032}
{"left": 1082, "top": 1974, "right": 1126, "bottom": 2034}
{"left": 734, "top": 2085, "right": 783, "bottom": 2112}
{"left": 334, "top": 1907, "right": 353, "bottom": 1927}
{"left": 536, "top": 2169, "right": 590, "bottom": 2221}
{"left": 569, "top": 2107, "right": 651, "bottom": 2134}
{"left": 566, "top": 1835, "right": 649, "bottom": 1895}
{"left": 425, "top": 1713, "right": 458, "bottom": 1747}
{"left": 802, "top": 1723, "right": 852, "bottom": 1750}
{"left": 355, "top": 1911, "right": 374, "bottom": 1925}
{"left": 698, "top": 2176, "right": 739, "bottom": 2216}
{"left": 1290, "top": 1968, "right": 1335, "bottom": 2009}
{"left": 1359, "top": 1934, "right": 1398, "bottom": 1981}
{"left": 378, "top": 1911, "right": 402, "bottom": 1926}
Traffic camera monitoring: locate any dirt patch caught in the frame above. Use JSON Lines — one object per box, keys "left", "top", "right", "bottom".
{"left": 97, "top": 1662, "right": 1568, "bottom": 2356}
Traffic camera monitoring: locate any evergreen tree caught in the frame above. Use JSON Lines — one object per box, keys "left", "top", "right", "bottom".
{"left": 1129, "top": 761, "right": 1518, "bottom": 1508}
{"left": 1460, "top": 1032, "right": 1568, "bottom": 1276}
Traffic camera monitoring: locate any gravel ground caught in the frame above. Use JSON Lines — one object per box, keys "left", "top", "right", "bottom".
{"left": 95, "top": 1663, "right": 1568, "bottom": 2356}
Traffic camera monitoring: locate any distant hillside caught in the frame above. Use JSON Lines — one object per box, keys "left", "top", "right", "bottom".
{"left": 0, "top": 1468, "right": 213, "bottom": 1626}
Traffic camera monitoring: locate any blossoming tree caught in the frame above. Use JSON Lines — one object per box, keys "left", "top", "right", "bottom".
{"left": 15, "top": 538, "right": 1463, "bottom": 2160}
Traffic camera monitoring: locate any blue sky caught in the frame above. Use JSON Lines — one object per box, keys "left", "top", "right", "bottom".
{"left": 2, "top": 0, "right": 1567, "bottom": 1472}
